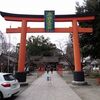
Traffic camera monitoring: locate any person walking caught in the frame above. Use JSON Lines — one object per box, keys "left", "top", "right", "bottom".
{"left": 50, "top": 67, "right": 53, "bottom": 74}
{"left": 46, "top": 64, "right": 51, "bottom": 74}
{"left": 46, "top": 64, "right": 51, "bottom": 81}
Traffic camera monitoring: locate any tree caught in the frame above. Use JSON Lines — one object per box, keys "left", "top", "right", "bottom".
{"left": 57, "top": 34, "right": 75, "bottom": 72}
{"left": 26, "top": 35, "right": 57, "bottom": 57}
{"left": 66, "top": 34, "right": 75, "bottom": 71}
{"left": 76, "top": 0, "right": 100, "bottom": 59}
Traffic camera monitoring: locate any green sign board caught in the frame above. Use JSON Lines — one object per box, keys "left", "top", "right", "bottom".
{"left": 45, "top": 11, "right": 55, "bottom": 32}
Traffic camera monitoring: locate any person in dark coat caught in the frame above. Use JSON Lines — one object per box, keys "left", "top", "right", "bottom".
{"left": 50, "top": 67, "right": 53, "bottom": 74}
{"left": 46, "top": 65, "right": 51, "bottom": 74}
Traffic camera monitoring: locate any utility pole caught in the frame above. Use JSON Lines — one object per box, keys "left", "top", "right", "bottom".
{"left": 8, "top": 29, "right": 11, "bottom": 73}
{"left": 97, "top": 0, "right": 100, "bottom": 11}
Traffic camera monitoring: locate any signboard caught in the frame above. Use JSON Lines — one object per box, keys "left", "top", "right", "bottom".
{"left": 45, "top": 11, "right": 55, "bottom": 32}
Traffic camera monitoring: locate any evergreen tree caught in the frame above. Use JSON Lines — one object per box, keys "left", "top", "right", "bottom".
{"left": 26, "top": 35, "right": 57, "bottom": 56}
{"left": 76, "top": 0, "right": 100, "bottom": 59}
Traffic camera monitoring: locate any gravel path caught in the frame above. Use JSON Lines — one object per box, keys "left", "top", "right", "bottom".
{"left": 62, "top": 71, "right": 100, "bottom": 100}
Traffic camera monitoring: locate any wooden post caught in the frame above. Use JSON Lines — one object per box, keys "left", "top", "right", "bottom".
{"left": 72, "top": 19, "right": 86, "bottom": 84}
{"left": 18, "top": 19, "right": 27, "bottom": 72}
{"left": 72, "top": 19, "right": 81, "bottom": 72}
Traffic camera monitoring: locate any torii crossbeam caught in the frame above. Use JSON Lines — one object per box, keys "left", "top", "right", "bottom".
{"left": 0, "top": 11, "right": 95, "bottom": 84}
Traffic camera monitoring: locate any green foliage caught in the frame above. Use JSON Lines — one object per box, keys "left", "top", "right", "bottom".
{"left": 90, "top": 71, "right": 100, "bottom": 78}
{"left": 26, "top": 35, "right": 57, "bottom": 56}
{"left": 76, "top": 0, "right": 100, "bottom": 59}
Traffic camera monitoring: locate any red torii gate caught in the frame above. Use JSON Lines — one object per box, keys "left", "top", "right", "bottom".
{"left": 0, "top": 11, "right": 95, "bottom": 84}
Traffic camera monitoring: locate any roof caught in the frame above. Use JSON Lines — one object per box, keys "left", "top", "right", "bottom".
{"left": 0, "top": 11, "right": 95, "bottom": 18}
{"left": 30, "top": 56, "right": 59, "bottom": 63}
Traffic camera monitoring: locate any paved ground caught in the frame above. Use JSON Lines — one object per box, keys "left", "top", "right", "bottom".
{"left": 15, "top": 71, "right": 82, "bottom": 100}
{"left": 7, "top": 71, "right": 100, "bottom": 100}
{"left": 62, "top": 71, "right": 100, "bottom": 100}
{"left": 4, "top": 72, "right": 38, "bottom": 100}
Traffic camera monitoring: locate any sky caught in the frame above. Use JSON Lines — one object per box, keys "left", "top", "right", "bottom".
{"left": 0, "top": 0, "right": 83, "bottom": 50}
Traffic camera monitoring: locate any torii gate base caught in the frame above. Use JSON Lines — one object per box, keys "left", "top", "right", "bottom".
{"left": 15, "top": 72, "right": 26, "bottom": 82}
{"left": 72, "top": 72, "right": 87, "bottom": 85}
{"left": 0, "top": 11, "right": 95, "bottom": 85}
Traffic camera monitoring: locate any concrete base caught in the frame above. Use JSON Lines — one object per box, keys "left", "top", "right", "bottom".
{"left": 73, "top": 71, "right": 85, "bottom": 81}
{"left": 15, "top": 72, "right": 26, "bottom": 82}
{"left": 20, "top": 82, "right": 28, "bottom": 86}
{"left": 72, "top": 71, "right": 88, "bottom": 85}
{"left": 72, "top": 80, "right": 88, "bottom": 85}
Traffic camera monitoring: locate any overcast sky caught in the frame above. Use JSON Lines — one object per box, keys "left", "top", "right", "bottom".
{"left": 0, "top": 0, "right": 83, "bottom": 50}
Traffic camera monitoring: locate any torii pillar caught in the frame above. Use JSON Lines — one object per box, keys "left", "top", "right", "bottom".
{"left": 15, "top": 20, "right": 27, "bottom": 82}
{"left": 72, "top": 19, "right": 85, "bottom": 84}
{"left": 14, "top": 19, "right": 27, "bottom": 82}
{"left": 18, "top": 20, "right": 27, "bottom": 72}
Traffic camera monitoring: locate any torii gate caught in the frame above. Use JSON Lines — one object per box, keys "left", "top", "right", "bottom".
{"left": 0, "top": 11, "right": 95, "bottom": 84}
